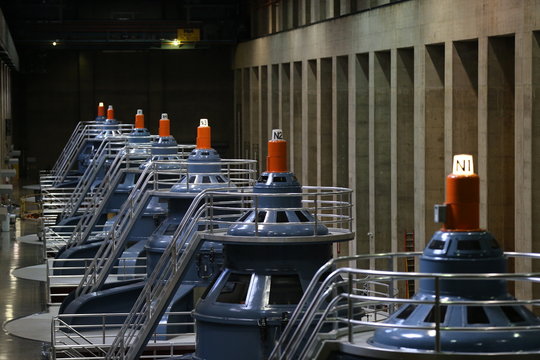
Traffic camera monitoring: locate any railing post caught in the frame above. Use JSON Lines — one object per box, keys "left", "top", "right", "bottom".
{"left": 210, "top": 194, "right": 214, "bottom": 228}
{"left": 314, "top": 192, "right": 318, "bottom": 235}
{"left": 434, "top": 276, "right": 441, "bottom": 352}
{"left": 102, "top": 314, "right": 106, "bottom": 344}
{"left": 254, "top": 196, "right": 259, "bottom": 237}
{"left": 388, "top": 256, "right": 396, "bottom": 314}
{"left": 348, "top": 273, "right": 353, "bottom": 343}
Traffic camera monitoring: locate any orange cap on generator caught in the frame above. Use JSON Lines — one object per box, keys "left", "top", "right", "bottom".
{"left": 97, "top": 102, "right": 105, "bottom": 117}
{"left": 196, "top": 119, "right": 211, "bottom": 149}
{"left": 266, "top": 129, "right": 287, "bottom": 173}
{"left": 106, "top": 105, "right": 114, "bottom": 120}
{"left": 443, "top": 155, "right": 480, "bottom": 231}
{"left": 135, "top": 109, "right": 144, "bottom": 129}
{"left": 159, "top": 113, "right": 170, "bottom": 137}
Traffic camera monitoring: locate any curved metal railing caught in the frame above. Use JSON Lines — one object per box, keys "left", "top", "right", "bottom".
{"left": 105, "top": 185, "right": 354, "bottom": 359}
{"left": 269, "top": 252, "right": 540, "bottom": 360}
{"left": 63, "top": 144, "right": 195, "bottom": 248}
{"left": 47, "top": 123, "right": 134, "bottom": 186}
{"left": 74, "top": 158, "right": 258, "bottom": 298}
{"left": 44, "top": 144, "right": 195, "bottom": 253}
{"left": 58, "top": 138, "right": 128, "bottom": 220}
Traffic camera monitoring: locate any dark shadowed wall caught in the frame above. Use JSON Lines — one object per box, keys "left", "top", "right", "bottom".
{"left": 15, "top": 47, "right": 234, "bottom": 176}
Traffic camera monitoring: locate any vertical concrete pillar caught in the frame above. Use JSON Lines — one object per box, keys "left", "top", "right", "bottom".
{"left": 478, "top": 37, "right": 488, "bottom": 228}
{"left": 241, "top": 68, "right": 251, "bottom": 159}
{"left": 334, "top": 55, "right": 349, "bottom": 255}
{"left": 356, "top": 53, "right": 370, "bottom": 257}
{"left": 395, "top": 48, "right": 415, "bottom": 252}
{"left": 299, "top": 0, "right": 310, "bottom": 26}
{"left": 319, "top": 57, "right": 332, "bottom": 186}
{"left": 444, "top": 41, "right": 453, "bottom": 175}
{"left": 281, "top": 63, "right": 291, "bottom": 149}
{"left": 325, "top": 0, "right": 334, "bottom": 19}
{"left": 391, "top": 48, "right": 398, "bottom": 254}
{"left": 310, "top": 0, "right": 319, "bottom": 23}
{"left": 348, "top": 54, "right": 357, "bottom": 256}
{"left": 272, "top": 64, "right": 279, "bottom": 130}
{"left": 374, "top": 51, "right": 391, "bottom": 264}
{"left": 273, "top": 2, "right": 281, "bottom": 32}
{"left": 335, "top": 56, "right": 349, "bottom": 188}
{"left": 234, "top": 69, "right": 242, "bottom": 157}
{"left": 512, "top": 26, "right": 530, "bottom": 302}
{"left": 368, "top": 52, "right": 375, "bottom": 259}
{"left": 424, "top": 44, "right": 445, "bottom": 249}
{"left": 250, "top": 67, "right": 260, "bottom": 161}
{"left": 268, "top": 4, "right": 275, "bottom": 34}
{"left": 260, "top": 65, "right": 269, "bottom": 162}
{"left": 413, "top": 44, "right": 426, "bottom": 252}
{"left": 452, "top": 40, "right": 478, "bottom": 161}
{"left": 528, "top": 32, "right": 540, "bottom": 301}
{"left": 487, "top": 36, "right": 515, "bottom": 256}
{"left": 306, "top": 59, "right": 317, "bottom": 184}
{"left": 292, "top": 62, "right": 303, "bottom": 177}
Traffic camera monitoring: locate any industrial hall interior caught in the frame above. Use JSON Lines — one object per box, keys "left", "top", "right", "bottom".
{"left": 2, "top": 0, "right": 540, "bottom": 359}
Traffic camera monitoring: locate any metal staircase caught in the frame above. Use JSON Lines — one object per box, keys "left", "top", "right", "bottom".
{"left": 51, "top": 121, "right": 91, "bottom": 175}
{"left": 53, "top": 317, "right": 108, "bottom": 358}
{"left": 64, "top": 164, "right": 139, "bottom": 251}
{"left": 51, "top": 123, "right": 103, "bottom": 186}
{"left": 105, "top": 189, "right": 217, "bottom": 359}
{"left": 74, "top": 158, "right": 257, "bottom": 299}
{"left": 104, "top": 184, "right": 351, "bottom": 360}
{"left": 58, "top": 138, "right": 127, "bottom": 221}
{"left": 48, "top": 123, "right": 133, "bottom": 187}
{"left": 268, "top": 253, "right": 406, "bottom": 360}
{"left": 74, "top": 163, "right": 182, "bottom": 297}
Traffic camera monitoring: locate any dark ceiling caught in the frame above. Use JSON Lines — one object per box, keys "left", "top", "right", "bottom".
{"left": 0, "top": 0, "right": 251, "bottom": 50}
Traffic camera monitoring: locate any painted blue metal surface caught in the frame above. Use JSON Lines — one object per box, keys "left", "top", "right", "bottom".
{"left": 192, "top": 168, "right": 333, "bottom": 360}
{"left": 58, "top": 144, "right": 231, "bottom": 336}
{"left": 53, "top": 125, "right": 163, "bottom": 274}
{"left": 371, "top": 230, "right": 540, "bottom": 353}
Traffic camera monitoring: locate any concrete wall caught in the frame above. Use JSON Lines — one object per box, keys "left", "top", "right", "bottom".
{"left": 232, "top": 0, "right": 540, "bottom": 300}
{"left": 16, "top": 47, "right": 235, "bottom": 175}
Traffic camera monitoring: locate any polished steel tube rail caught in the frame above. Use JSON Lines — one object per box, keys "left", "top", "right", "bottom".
{"left": 106, "top": 185, "right": 352, "bottom": 359}
{"left": 269, "top": 252, "right": 540, "bottom": 360}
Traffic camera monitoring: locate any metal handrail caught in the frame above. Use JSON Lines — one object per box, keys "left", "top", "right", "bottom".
{"left": 65, "top": 165, "right": 143, "bottom": 249}
{"left": 60, "top": 144, "right": 194, "bottom": 250}
{"left": 106, "top": 192, "right": 219, "bottom": 359}
{"left": 75, "top": 158, "right": 257, "bottom": 298}
{"left": 269, "top": 252, "right": 540, "bottom": 360}
{"left": 51, "top": 123, "right": 134, "bottom": 186}
{"left": 106, "top": 185, "right": 352, "bottom": 359}
{"left": 59, "top": 138, "right": 128, "bottom": 220}
{"left": 51, "top": 121, "right": 91, "bottom": 174}
{"left": 74, "top": 163, "right": 170, "bottom": 297}
{"left": 51, "top": 310, "right": 195, "bottom": 359}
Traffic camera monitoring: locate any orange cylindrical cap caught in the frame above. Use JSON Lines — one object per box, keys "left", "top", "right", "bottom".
{"left": 106, "top": 105, "right": 114, "bottom": 120}
{"left": 159, "top": 113, "right": 170, "bottom": 137}
{"left": 135, "top": 109, "right": 144, "bottom": 129}
{"left": 267, "top": 129, "right": 288, "bottom": 172}
{"left": 196, "top": 119, "right": 211, "bottom": 149}
{"left": 97, "top": 102, "right": 105, "bottom": 117}
{"left": 444, "top": 173, "right": 480, "bottom": 231}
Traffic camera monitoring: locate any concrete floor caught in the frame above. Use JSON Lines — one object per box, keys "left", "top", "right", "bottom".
{"left": 1, "top": 218, "right": 47, "bottom": 360}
